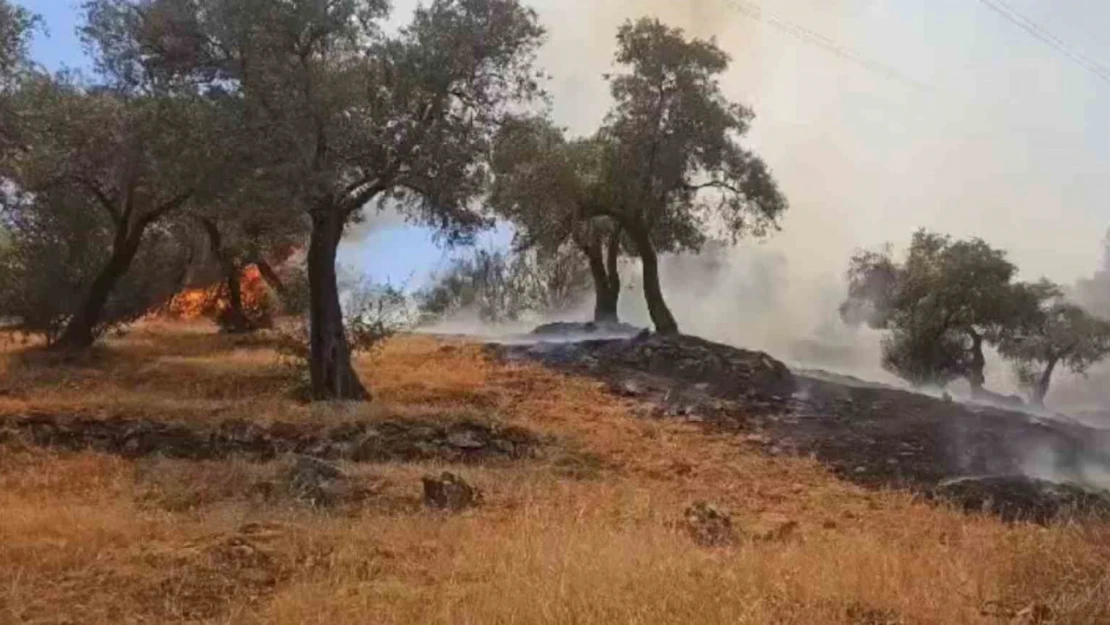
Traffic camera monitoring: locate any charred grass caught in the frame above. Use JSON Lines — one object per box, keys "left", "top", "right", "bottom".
{"left": 0, "top": 322, "right": 1108, "bottom": 624}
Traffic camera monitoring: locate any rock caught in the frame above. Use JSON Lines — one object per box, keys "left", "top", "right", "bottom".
{"left": 446, "top": 429, "right": 486, "bottom": 450}
{"left": 287, "top": 456, "right": 347, "bottom": 506}
{"left": 0, "top": 414, "right": 542, "bottom": 467}
{"left": 844, "top": 602, "right": 902, "bottom": 625}
{"left": 506, "top": 333, "right": 795, "bottom": 408}
{"left": 613, "top": 379, "right": 645, "bottom": 398}
{"left": 422, "top": 472, "right": 480, "bottom": 511}
{"left": 683, "top": 502, "right": 737, "bottom": 547}
{"left": 531, "top": 321, "right": 643, "bottom": 338}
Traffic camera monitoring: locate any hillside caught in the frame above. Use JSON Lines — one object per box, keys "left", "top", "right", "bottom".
{"left": 1, "top": 322, "right": 1109, "bottom": 624}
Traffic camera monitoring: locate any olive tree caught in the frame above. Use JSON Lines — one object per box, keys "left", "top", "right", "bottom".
{"left": 996, "top": 283, "right": 1110, "bottom": 406}
{"left": 1, "top": 68, "right": 236, "bottom": 348}
{"left": 842, "top": 230, "right": 1036, "bottom": 395}
{"left": 120, "top": 0, "right": 546, "bottom": 400}
{"left": 190, "top": 181, "right": 308, "bottom": 332}
{"left": 595, "top": 18, "right": 788, "bottom": 334}
{"left": 0, "top": 182, "right": 194, "bottom": 344}
{"left": 490, "top": 117, "right": 627, "bottom": 323}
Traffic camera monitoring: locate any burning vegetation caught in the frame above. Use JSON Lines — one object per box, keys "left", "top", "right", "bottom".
{"left": 163, "top": 265, "right": 276, "bottom": 331}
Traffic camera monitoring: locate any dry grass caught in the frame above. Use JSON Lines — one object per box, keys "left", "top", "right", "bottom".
{"left": 1, "top": 321, "right": 1109, "bottom": 624}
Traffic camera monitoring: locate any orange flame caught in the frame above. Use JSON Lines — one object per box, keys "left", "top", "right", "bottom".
{"left": 165, "top": 265, "right": 272, "bottom": 321}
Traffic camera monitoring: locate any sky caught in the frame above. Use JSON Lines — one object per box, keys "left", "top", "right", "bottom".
{"left": 17, "top": 0, "right": 1110, "bottom": 389}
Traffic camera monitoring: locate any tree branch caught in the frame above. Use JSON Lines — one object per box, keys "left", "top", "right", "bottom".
{"left": 139, "top": 190, "right": 194, "bottom": 229}
{"left": 77, "top": 178, "right": 122, "bottom": 227}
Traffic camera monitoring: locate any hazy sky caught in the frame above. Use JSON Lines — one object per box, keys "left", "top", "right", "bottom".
{"left": 18, "top": 0, "right": 1110, "bottom": 291}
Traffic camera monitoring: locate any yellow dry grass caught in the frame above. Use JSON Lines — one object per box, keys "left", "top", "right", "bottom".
{"left": 0, "top": 321, "right": 1108, "bottom": 624}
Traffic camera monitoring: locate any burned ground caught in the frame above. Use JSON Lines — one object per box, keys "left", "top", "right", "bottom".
{"left": 496, "top": 330, "right": 1110, "bottom": 523}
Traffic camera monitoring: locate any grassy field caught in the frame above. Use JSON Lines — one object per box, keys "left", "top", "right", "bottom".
{"left": 1, "top": 321, "right": 1108, "bottom": 624}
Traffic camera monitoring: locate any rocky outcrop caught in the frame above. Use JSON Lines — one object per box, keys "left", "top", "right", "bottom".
{"left": 497, "top": 332, "right": 795, "bottom": 418}
{"left": 498, "top": 329, "right": 1110, "bottom": 523}
{"left": 422, "top": 472, "right": 481, "bottom": 511}
{"left": 0, "top": 414, "right": 540, "bottom": 464}
{"left": 531, "top": 320, "right": 644, "bottom": 338}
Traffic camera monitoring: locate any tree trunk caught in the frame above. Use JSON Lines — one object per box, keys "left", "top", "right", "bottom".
{"left": 221, "top": 261, "right": 253, "bottom": 334}
{"left": 254, "top": 258, "right": 287, "bottom": 298}
{"left": 968, "top": 332, "right": 986, "bottom": 398}
{"left": 1033, "top": 357, "right": 1059, "bottom": 407}
{"left": 603, "top": 229, "right": 621, "bottom": 321}
{"left": 585, "top": 243, "right": 619, "bottom": 324}
{"left": 199, "top": 218, "right": 252, "bottom": 334}
{"left": 54, "top": 236, "right": 143, "bottom": 349}
{"left": 630, "top": 226, "right": 678, "bottom": 335}
{"left": 307, "top": 206, "right": 369, "bottom": 401}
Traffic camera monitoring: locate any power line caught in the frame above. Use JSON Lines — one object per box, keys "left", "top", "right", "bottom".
{"left": 725, "top": 0, "right": 930, "bottom": 92}
{"left": 977, "top": 0, "right": 1110, "bottom": 85}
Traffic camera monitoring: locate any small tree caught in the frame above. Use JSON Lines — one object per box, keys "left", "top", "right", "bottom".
{"left": 996, "top": 284, "right": 1110, "bottom": 406}
{"left": 2, "top": 70, "right": 237, "bottom": 348}
{"left": 0, "top": 183, "right": 192, "bottom": 344}
{"left": 595, "top": 18, "right": 788, "bottom": 334}
{"left": 190, "top": 189, "right": 308, "bottom": 332}
{"left": 490, "top": 117, "right": 627, "bottom": 323}
{"left": 842, "top": 230, "right": 1034, "bottom": 395}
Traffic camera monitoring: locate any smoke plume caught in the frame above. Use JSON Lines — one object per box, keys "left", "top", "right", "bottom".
{"left": 391, "top": 0, "right": 1110, "bottom": 408}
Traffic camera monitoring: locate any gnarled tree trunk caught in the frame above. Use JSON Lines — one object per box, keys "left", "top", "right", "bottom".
{"left": 968, "top": 332, "right": 986, "bottom": 398}
{"left": 53, "top": 234, "right": 144, "bottom": 349}
{"left": 1032, "top": 356, "right": 1059, "bottom": 407}
{"left": 630, "top": 225, "right": 678, "bottom": 335}
{"left": 584, "top": 249, "right": 618, "bottom": 324}
{"left": 222, "top": 263, "right": 252, "bottom": 333}
{"left": 307, "top": 205, "right": 369, "bottom": 401}
{"left": 582, "top": 229, "right": 623, "bottom": 323}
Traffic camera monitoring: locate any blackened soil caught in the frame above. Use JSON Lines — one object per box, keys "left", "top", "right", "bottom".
{"left": 495, "top": 332, "right": 1110, "bottom": 523}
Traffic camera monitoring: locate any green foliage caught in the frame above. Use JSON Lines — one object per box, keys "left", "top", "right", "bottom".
{"left": 996, "top": 285, "right": 1110, "bottom": 404}
{"left": 0, "top": 0, "right": 38, "bottom": 83}
{"left": 600, "top": 17, "right": 788, "bottom": 251}
{"left": 842, "top": 230, "right": 1035, "bottom": 389}
{"left": 491, "top": 117, "right": 615, "bottom": 253}
{"left": 273, "top": 277, "right": 415, "bottom": 395}
{"left": 0, "top": 1, "right": 41, "bottom": 164}
{"left": 0, "top": 186, "right": 191, "bottom": 344}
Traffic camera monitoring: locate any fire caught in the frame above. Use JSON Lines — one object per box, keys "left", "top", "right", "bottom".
{"left": 165, "top": 265, "right": 274, "bottom": 323}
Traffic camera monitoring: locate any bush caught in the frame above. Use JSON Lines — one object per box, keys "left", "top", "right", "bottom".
{"left": 417, "top": 245, "right": 591, "bottom": 325}
{"left": 273, "top": 277, "right": 416, "bottom": 395}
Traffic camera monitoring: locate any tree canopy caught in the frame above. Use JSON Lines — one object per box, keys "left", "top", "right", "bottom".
{"left": 109, "top": 0, "right": 547, "bottom": 400}
{"left": 490, "top": 19, "right": 788, "bottom": 334}
{"left": 842, "top": 230, "right": 1035, "bottom": 393}
{"left": 594, "top": 18, "right": 787, "bottom": 334}
{"left": 490, "top": 116, "right": 627, "bottom": 322}
{"left": 996, "top": 284, "right": 1110, "bottom": 406}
